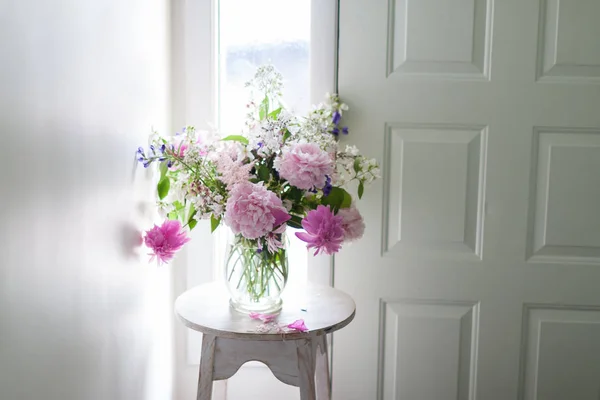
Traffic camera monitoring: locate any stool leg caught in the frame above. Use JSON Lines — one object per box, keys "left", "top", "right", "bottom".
{"left": 197, "top": 334, "right": 216, "bottom": 400}
{"left": 297, "top": 339, "right": 317, "bottom": 400}
{"left": 315, "top": 335, "right": 331, "bottom": 400}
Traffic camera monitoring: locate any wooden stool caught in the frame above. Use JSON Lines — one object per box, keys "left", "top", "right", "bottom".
{"left": 175, "top": 282, "right": 356, "bottom": 400}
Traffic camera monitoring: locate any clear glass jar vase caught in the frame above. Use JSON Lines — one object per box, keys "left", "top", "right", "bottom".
{"left": 224, "top": 230, "right": 289, "bottom": 314}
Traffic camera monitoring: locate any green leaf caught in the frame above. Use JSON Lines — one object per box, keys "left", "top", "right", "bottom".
{"left": 222, "top": 135, "right": 249, "bottom": 145}
{"left": 187, "top": 208, "right": 197, "bottom": 230}
{"left": 353, "top": 158, "right": 361, "bottom": 173}
{"left": 286, "top": 216, "right": 303, "bottom": 230}
{"left": 259, "top": 96, "right": 269, "bottom": 120}
{"left": 321, "top": 187, "right": 352, "bottom": 212}
{"left": 210, "top": 214, "right": 221, "bottom": 233}
{"left": 167, "top": 211, "right": 178, "bottom": 220}
{"left": 358, "top": 181, "right": 364, "bottom": 199}
{"left": 287, "top": 186, "right": 303, "bottom": 203}
{"left": 157, "top": 176, "right": 170, "bottom": 200}
{"left": 282, "top": 129, "right": 291, "bottom": 143}
{"left": 341, "top": 189, "right": 352, "bottom": 208}
{"left": 159, "top": 160, "right": 169, "bottom": 178}
{"left": 268, "top": 107, "right": 282, "bottom": 119}
{"left": 257, "top": 164, "right": 270, "bottom": 181}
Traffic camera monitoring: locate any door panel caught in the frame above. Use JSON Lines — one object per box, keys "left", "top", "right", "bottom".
{"left": 335, "top": 1, "right": 600, "bottom": 399}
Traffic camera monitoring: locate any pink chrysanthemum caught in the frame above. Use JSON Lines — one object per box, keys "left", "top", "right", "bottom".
{"left": 274, "top": 143, "right": 334, "bottom": 190}
{"left": 224, "top": 182, "right": 291, "bottom": 239}
{"left": 144, "top": 219, "right": 191, "bottom": 264}
{"left": 295, "top": 205, "right": 344, "bottom": 255}
{"left": 337, "top": 205, "right": 365, "bottom": 242}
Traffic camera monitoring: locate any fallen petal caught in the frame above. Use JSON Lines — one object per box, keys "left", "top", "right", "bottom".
{"left": 287, "top": 319, "right": 308, "bottom": 332}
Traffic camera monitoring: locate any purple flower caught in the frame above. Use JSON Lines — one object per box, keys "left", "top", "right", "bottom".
{"left": 342, "top": 126, "right": 349, "bottom": 135}
{"left": 322, "top": 175, "right": 332, "bottom": 197}
{"left": 137, "top": 147, "right": 145, "bottom": 155}
{"left": 332, "top": 111, "right": 341, "bottom": 125}
{"left": 144, "top": 219, "right": 191, "bottom": 264}
{"left": 330, "top": 127, "right": 339, "bottom": 136}
{"left": 295, "top": 205, "right": 344, "bottom": 255}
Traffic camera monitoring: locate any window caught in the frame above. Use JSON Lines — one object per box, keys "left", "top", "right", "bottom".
{"left": 216, "top": 0, "right": 312, "bottom": 292}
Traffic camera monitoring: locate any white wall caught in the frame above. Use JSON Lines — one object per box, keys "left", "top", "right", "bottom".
{"left": 0, "top": 1, "right": 173, "bottom": 399}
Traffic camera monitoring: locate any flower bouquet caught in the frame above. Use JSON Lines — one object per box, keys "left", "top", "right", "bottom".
{"left": 138, "top": 65, "right": 379, "bottom": 313}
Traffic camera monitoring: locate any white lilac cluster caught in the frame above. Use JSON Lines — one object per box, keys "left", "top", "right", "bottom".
{"left": 244, "top": 64, "right": 284, "bottom": 99}
{"left": 333, "top": 145, "right": 381, "bottom": 188}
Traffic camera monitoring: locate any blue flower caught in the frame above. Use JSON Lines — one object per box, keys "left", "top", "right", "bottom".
{"left": 137, "top": 156, "right": 144, "bottom": 162}
{"left": 322, "top": 175, "right": 332, "bottom": 197}
{"left": 167, "top": 160, "right": 173, "bottom": 168}
{"left": 143, "top": 161, "right": 151, "bottom": 168}
{"left": 150, "top": 145, "right": 156, "bottom": 154}
{"left": 330, "top": 127, "right": 339, "bottom": 136}
{"left": 332, "top": 111, "right": 341, "bottom": 125}
{"left": 342, "top": 126, "right": 349, "bottom": 135}
{"left": 137, "top": 147, "right": 145, "bottom": 155}
{"left": 160, "top": 144, "right": 166, "bottom": 153}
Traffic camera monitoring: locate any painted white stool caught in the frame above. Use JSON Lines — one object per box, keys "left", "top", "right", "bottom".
{"left": 175, "top": 282, "right": 356, "bottom": 400}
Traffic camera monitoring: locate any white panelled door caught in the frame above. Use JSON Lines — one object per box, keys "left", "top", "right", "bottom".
{"left": 334, "top": 1, "right": 600, "bottom": 400}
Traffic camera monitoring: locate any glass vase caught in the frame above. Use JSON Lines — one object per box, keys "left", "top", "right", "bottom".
{"left": 224, "top": 230, "right": 289, "bottom": 314}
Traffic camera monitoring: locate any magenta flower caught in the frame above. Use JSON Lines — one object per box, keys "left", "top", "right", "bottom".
{"left": 144, "top": 219, "right": 191, "bottom": 264}
{"left": 337, "top": 205, "right": 365, "bottom": 242}
{"left": 287, "top": 319, "right": 308, "bottom": 332}
{"left": 224, "top": 182, "right": 291, "bottom": 239}
{"left": 295, "top": 205, "right": 344, "bottom": 255}
{"left": 274, "top": 143, "right": 334, "bottom": 190}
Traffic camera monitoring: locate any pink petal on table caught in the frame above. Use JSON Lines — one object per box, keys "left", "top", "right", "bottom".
{"left": 287, "top": 319, "right": 308, "bottom": 332}
{"left": 249, "top": 312, "right": 277, "bottom": 323}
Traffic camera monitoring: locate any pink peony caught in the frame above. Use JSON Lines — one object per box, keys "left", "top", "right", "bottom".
{"left": 295, "top": 205, "right": 344, "bottom": 255}
{"left": 144, "top": 219, "right": 191, "bottom": 264}
{"left": 337, "top": 205, "right": 365, "bottom": 242}
{"left": 224, "top": 182, "right": 291, "bottom": 239}
{"left": 274, "top": 143, "right": 334, "bottom": 190}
